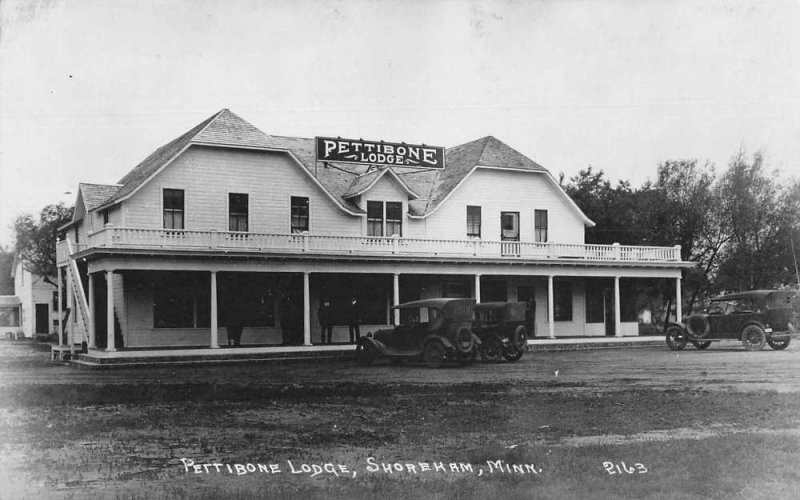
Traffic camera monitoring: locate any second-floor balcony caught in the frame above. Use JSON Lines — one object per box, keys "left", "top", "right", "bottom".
{"left": 57, "top": 226, "right": 684, "bottom": 266}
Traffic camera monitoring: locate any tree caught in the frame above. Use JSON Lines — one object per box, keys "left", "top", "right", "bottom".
{"left": 0, "top": 246, "right": 14, "bottom": 294}
{"left": 12, "top": 203, "right": 74, "bottom": 287}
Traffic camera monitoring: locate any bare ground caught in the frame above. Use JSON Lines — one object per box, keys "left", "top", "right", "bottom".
{"left": 1, "top": 340, "right": 799, "bottom": 499}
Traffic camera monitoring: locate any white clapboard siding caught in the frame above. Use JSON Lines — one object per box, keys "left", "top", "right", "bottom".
{"left": 123, "top": 145, "right": 360, "bottom": 235}
{"left": 423, "top": 168, "right": 586, "bottom": 244}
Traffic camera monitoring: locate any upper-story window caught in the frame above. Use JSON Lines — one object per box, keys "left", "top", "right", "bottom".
{"left": 163, "top": 189, "right": 185, "bottom": 230}
{"left": 501, "top": 211, "right": 520, "bottom": 241}
{"left": 102, "top": 210, "right": 109, "bottom": 226}
{"left": 291, "top": 196, "right": 309, "bottom": 233}
{"left": 367, "top": 201, "right": 384, "bottom": 237}
{"left": 229, "top": 193, "right": 249, "bottom": 232}
{"left": 367, "top": 201, "right": 403, "bottom": 237}
{"left": 386, "top": 202, "right": 402, "bottom": 237}
{"left": 466, "top": 206, "right": 481, "bottom": 238}
{"left": 535, "top": 209, "right": 548, "bottom": 243}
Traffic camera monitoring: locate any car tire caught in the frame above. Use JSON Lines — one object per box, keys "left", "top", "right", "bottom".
{"left": 692, "top": 341, "right": 712, "bottom": 350}
{"left": 767, "top": 337, "right": 791, "bottom": 350}
{"left": 741, "top": 325, "right": 766, "bottom": 351}
{"left": 665, "top": 325, "right": 687, "bottom": 351}
{"left": 456, "top": 327, "right": 474, "bottom": 354}
{"left": 423, "top": 341, "right": 447, "bottom": 368}
{"left": 480, "top": 336, "right": 502, "bottom": 363}
{"left": 511, "top": 325, "right": 528, "bottom": 351}
{"left": 502, "top": 347, "right": 524, "bottom": 362}
{"left": 355, "top": 342, "right": 374, "bottom": 366}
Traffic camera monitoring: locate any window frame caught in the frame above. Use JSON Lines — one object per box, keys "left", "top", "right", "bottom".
{"left": 466, "top": 205, "right": 481, "bottom": 238}
{"left": 500, "top": 211, "right": 520, "bottom": 241}
{"left": 385, "top": 201, "right": 403, "bottom": 237}
{"left": 162, "top": 188, "right": 185, "bottom": 230}
{"left": 290, "top": 196, "right": 310, "bottom": 234}
{"left": 534, "top": 209, "right": 548, "bottom": 243}
{"left": 228, "top": 192, "right": 249, "bottom": 233}
{"left": 367, "top": 200, "right": 385, "bottom": 237}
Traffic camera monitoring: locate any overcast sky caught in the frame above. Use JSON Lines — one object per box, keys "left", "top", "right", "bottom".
{"left": 1, "top": 0, "right": 798, "bottom": 246}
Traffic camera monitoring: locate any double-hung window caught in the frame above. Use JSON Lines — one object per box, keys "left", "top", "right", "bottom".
{"left": 535, "top": 209, "right": 548, "bottom": 243}
{"left": 466, "top": 206, "right": 481, "bottom": 237}
{"left": 386, "top": 202, "right": 402, "bottom": 237}
{"left": 367, "top": 201, "right": 384, "bottom": 237}
{"left": 163, "top": 189, "right": 185, "bottom": 230}
{"left": 229, "top": 193, "right": 249, "bottom": 232}
{"left": 290, "top": 196, "right": 309, "bottom": 233}
{"left": 367, "top": 201, "right": 403, "bottom": 237}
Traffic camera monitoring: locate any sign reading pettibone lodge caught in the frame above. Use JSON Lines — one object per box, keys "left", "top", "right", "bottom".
{"left": 316, "top": 136, "right": 445, "bottom": 169}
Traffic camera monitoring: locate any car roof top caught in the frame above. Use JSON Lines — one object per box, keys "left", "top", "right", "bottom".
{"left": 710, "top": 290, "right": 796, "bottom": 301}
{"left": 392, "top": 298, "right": 476, "bottom": 310}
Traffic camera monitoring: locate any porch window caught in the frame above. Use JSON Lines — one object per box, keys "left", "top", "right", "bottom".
{"left": 554, "top": 281, "right": 573, "bottom": 321}
{"left": 585, "top": 279, "right": 606, "bottom": 323}
{"left": 153, "top": 275, "right": 210, "bottom": 328}
{"left": 229, "top": 193, "right": 249, "bottom": 232}
{"left": 290, "top": 196, "right": 309, "bottom": 233}
{"left": 467, "top": 206, "right": 481, "bottom": 237}
{"left": 386, "top": 202, "right": 402, "bottom": 237}
{"left": 367, "top": 201, "right": 384, "bottom": 237}
{"left": 163, "top": 189, "right": 185, "bottom": 230}
{"left": 0, "top": 306, "right": 20, "bottom": 327}
{"left": 535, "top": 209, "right": 548, "bottom": 242}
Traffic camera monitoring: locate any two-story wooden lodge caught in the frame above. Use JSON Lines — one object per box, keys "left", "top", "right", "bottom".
{"left": 55, "top": 109, "right": 690, "bottom": 353}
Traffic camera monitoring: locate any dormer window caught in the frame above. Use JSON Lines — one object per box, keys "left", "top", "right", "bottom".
{"left": 229, "top": 193, "right": 249, "bottom": 232}
{"left": 367, "top": 201, "right": 403, "bottom": 237}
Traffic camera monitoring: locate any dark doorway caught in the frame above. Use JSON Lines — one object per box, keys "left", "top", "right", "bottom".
{"left": 35, "top": 304, "right": 49, "bottom": 334}
{"left": 604, "top": 288, "right": 615, "bottom": 336}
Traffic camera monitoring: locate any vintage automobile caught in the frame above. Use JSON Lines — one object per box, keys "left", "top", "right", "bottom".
{"left": 665, "top": 290, "right": 798, "bottom": 351}
{"left": 356, "top": 298, "right": 478, "bottom": 368}
{"left": 472, "top": 302, "right": 528, "bottom": 362}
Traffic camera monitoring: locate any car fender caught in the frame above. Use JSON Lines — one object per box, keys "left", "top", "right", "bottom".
{"left": 424, "top": 334, "right": 456, "bottom": 351}
{"left": 359, "top": 337, "right": 391, "bottom": 355}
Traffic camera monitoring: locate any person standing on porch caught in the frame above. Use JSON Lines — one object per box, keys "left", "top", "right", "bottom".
{"left": 347, "top": 296, "right": 361, "bottom": 343}
{"left": 319, "top": 299, "right": 333, "bottom": 344}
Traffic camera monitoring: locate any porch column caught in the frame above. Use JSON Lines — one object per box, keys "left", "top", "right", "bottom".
{"left": 393, "top": 273, "right": 400, "bottom": 325}
{"left": 210, "top": 271, "right": 219, "bottom": 349}
{"left": 614, "top": 276, "right": 622, "bottom": 337}
{"left": 106, "top": 270, "right": 116, "bottom": 352}
{"left": 88, "top": 273, "right": 96, "bottom": 348}
{"left": 303, "top": 272, "right": 311, "bottom": 346}
{"left": 57, "top": 268, "right": 63, "bottom": 347}
{"left": 67, "top": 266, "right": 74, "bottom": 354}
{"left": 675, "top": 276, "right": 682, "bottom": 322}
{"left": 547, "top": 275, "right": 555, "bottom": 339}
{"left": 474, "top": 274, "right": 481, "bottom": 303}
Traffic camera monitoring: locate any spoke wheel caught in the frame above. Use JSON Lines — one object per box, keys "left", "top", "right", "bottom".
{"left": 741, "top": 325, "right": 766, "bottom": 351}
{"left": 692, "top": 341, "right": 712, "bottom": 350}
{"left": 481, "top": 336, "right": 502, "bottom": 363}
{"left": 665, "top": 325, "right": 687, "bottom": 351}
{"left": 423, "top": 341, "right": 447, "bottom": 368}
{"left": 767, "top": 337, "right": 791, "bottom": 350}
{"left": 502, "top": 347, "right": 524, "bottom": 362}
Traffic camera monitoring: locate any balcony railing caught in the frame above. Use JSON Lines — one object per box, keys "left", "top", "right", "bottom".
{"left": 56, "top": 226, "right": 683, "bottom": 265}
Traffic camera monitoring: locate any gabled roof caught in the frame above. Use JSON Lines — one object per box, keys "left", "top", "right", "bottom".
{"left": 343, "top": 167, "right": 419, "bottom": 199}
{"left": 80, "top": 183, "right": 121, "bottom": 213}
{"left": 86, "top": 109, "right": 592, "bottom": 225}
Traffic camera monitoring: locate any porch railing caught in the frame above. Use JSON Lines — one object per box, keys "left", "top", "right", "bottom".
{"left": 56, "top": 226, "right": 682, "bottom": 265}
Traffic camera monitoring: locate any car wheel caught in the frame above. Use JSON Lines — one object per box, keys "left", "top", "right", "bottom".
{"left": 665, "top": 325, "right": 687, "bottom": 351}
{"left": 511, "top": 325, "right": 528, "bottom": 351}
{"left": 458, "top": 347, "right": 477, "bottom": 366}
{"left": 741, "top": 325, "right": 766, "bottom": 351}
{"left": 355, "top": 343, "right": 374, "bottom": 366}
{"left": 423, "top": 341, "right": 447, "bottom": 368}
{"left": 480, "top": 336, "right": 502, "bottom": 363}
{"left": 502, "top": 347, "right": 525, "bottom": 362}
{"left": 767, "top": 337, "right": 791, "bottom": 350}
{"left": 692, "top": 341, "right": 712, "bottom": 350}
